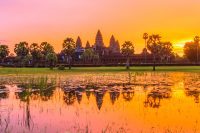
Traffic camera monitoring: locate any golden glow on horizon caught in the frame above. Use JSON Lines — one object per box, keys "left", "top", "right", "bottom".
{"left": 173, "top": 39, "right": 192, "bottom": 56}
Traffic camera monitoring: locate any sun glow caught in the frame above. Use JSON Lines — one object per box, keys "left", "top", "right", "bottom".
{"left": 173, "top": 39, "right": 192, "bottom": 56}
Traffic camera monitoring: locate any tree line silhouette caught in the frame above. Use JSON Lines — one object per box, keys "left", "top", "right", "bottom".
{"left": 0, "top": 33, "right": 199, "bottom": 70}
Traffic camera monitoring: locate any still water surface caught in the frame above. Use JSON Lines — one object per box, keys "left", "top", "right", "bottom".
{"left": 0, "top": 72, "right": 200, "bottom": 133}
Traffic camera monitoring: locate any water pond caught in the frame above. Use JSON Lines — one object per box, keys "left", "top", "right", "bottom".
{"left": 0, "top": 72, "right": 200, "bottom": 133}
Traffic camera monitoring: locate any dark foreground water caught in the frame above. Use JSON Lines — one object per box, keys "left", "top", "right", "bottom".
{"left": 0, "top": 72, "right": 200, "bottom": 133}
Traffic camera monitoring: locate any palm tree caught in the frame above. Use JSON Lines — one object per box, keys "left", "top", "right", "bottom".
{"left": 30, "top": 43, "right": 42, "bottom": 66}
{"left": 14, "top": 42, "right": 29, "bottom": 66}
{"left": 147, "top": 34, "right": 161, "bottom": 71}
{"left": 46, "top": 52, "right": 58, "bottom": 69}
{"left": 194, "top": 36, "right": 200, "bottom": 64}
{"left": 14, "top": 42, "right": 29, "bottom": 57}
{"left": 160, "top": 42, "right": 173, "bottom": 63}
{"left": 40, "top": 42, "right": 54, "bottom": 56}
{"left": 121, "top": 41, "right": 135, "bottom": 70}
{"left": 40, "top": 42, "right": 54, "bottom": 65}
{"left": 0, "top": 45, "right": 9, "bottom": 63}
{"left": 62, "top": 38, "right": 76, "bottom": 70}
{"left": 143, "top": 33, "right": 148, "bottom": 63}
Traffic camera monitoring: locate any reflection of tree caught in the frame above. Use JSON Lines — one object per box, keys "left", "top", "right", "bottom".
{"left": 122, "top": 87, "right": 134, "bottom": 102}
{"left": 15, "top": 82, "right": 56, "bottom": 130}
{"left": 95, "top": 91, "right": 105, "bottom": 110}
{"left": 16, "top": 85, "right": 56, "bottom": 101}
{"left": 15, "top": 88, "right": 32, "bottom": 130}
{"left": 185, "top": 89, "right": 200, "bottom": 103}
{"left": 184, "top": 77, "right": 200, "bottom": 103}
{"left": 0, "top": 92, "right": 8, "bottom": 99}
{"left": 0, "top": 86, "right": 9, "bottom": 99}
{"left": 144, "top": 88, "right": 171, "bottom": 108}
{"left": 63, "top": 90, "right": 76, "bottom": 105}
{"left": 39, "top": 86, "right": 56, "bottom": 101}
{"left": 109, "top": 91, "right": 120, "bottom": 105}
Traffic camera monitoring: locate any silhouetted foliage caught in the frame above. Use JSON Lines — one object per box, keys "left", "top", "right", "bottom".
{"left": 184, "top": 36, "right": 200, "bottom": 63}
{"left": 46, "top": 52, "right": 58, "bottom": 69}
{"left": 0, "top": 45, "right": 9, "bottom": 63}
{"left": 147, "top": 34, "right": 161, "bottom": 71}
{"left": 62, "top": 38, "right": 76, "bottom": 70}
{"left": 40, "top": 42, "right": 54, "bottom": 56}
{"left": 14, "top": 42, "right": 30, "bottom": 66}
{"left": 30, "top": 43, "right": 42, "bottom": 66}
{"left": 143, "top": 33, "right": 149, "bottom": 63}
{"left": 121, "top": 41, "right": 135, "bottom": 69}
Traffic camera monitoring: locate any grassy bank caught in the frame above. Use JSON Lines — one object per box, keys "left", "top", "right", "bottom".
{"left": 0, "top": 66, "right": 200, "bottom": 75}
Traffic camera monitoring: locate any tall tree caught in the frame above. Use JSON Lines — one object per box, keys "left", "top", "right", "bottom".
{"left": 194, "top": 36, "right": 200, "bottom": 63}
{"left": 46, "top": 52, "right": 58, "bottom": 69}
{"left": 0, "top": 45, "right": 9, "bottom": 63}
{"left": 121, "top": 41, "right": 135, "bottom": 70}
{"left": 14, "top": 42, "right": 30, "bottom": 66}
{"left": 143, "top": 33, "right": 149, "bottom": 63}
{"left": 14, "top": 42, "right": 29, "bottom": 57}
{"left": 184, "top": 41, "right": 200, "bottom": 62}
{"left": 62, "top": 38, "right": 76, "bottom": 70}
{"left": 40, "top": 42, "right": 54, "bottom": 57}
{"left": 160, "top": 42, "right": 174, "bottom": 63}
{"left": 147, "top": 34, "right": 161, "bottom": 71}
{"left": 30, "top": 43, "right": 42, "bottom": 65}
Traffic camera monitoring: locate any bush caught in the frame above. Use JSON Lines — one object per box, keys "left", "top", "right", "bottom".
{"left": 58, "top": 65, "right": 65, "bottom": 70}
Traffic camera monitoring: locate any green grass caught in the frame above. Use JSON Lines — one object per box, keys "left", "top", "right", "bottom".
{"left": 0, "top": 66, "right": 200, "bottom": 75}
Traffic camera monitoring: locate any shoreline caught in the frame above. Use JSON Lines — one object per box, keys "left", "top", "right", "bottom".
{"left": 0, "top": 66, "right": 200, "bottom": 75}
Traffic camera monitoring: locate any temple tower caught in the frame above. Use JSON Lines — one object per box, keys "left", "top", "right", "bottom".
{"left": 115, "top": 40, "right": 120, "bottom": 53}
{"left": 94, "top": 30, "right": 105, "bottom": 56}
{"left": 109, "top": 35, "right": 116, "bottom": 49}
{"left": 85, "top": 41, "right": 91, "bottom": 49}
{"left": 109, "top": 35, "right": 120, "bottom": 54}
{"left": 76, "top": 36, "right": 82, "bottom": 48}
{"left": 94, "top": 30, "right": 104, "bottom": 49}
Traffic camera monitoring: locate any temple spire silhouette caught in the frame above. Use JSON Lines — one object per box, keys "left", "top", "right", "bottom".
{"left": 76, "top": 36, "right": 82, "bottom": 48}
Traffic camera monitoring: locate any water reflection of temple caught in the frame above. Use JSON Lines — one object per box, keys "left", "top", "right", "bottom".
{"left": 95, "top": 91, "right": 105, "bottom": 110}
{"left": 62, "top": 85, "right": 135, "bottom": 110}
{"left": 109, "top": 90, "right": 120, "bottom": 105}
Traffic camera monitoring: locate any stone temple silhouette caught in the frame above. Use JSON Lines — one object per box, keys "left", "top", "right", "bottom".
{"left": 74, "top": 30, "right": 121, "bottom": 59}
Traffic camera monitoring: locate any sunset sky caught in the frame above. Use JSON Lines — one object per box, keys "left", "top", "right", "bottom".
{"left": 1, "top": 0, "right": 200, "bottom": 56}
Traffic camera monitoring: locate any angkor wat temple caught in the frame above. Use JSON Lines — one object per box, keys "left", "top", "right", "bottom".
{"left": 70, "top": 30, "right": 158, "bottom": 65}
